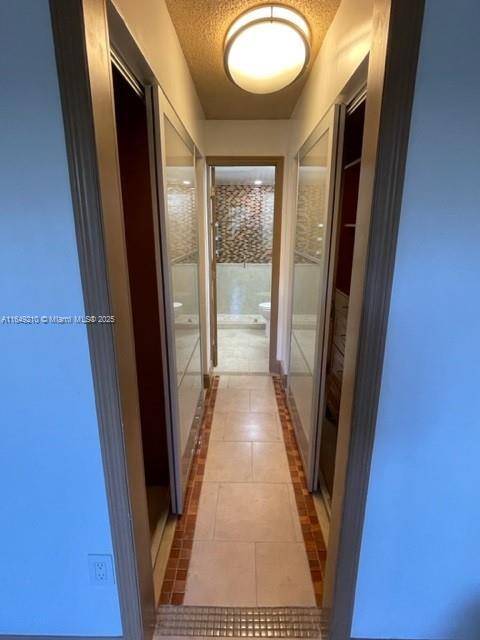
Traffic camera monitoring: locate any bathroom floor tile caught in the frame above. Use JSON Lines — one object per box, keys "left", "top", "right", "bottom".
{"left": 214, "top": 483, "right": 296, "bottom": 542}
{"left": 249, "top": 359, "right": 270, "bottom": 373}
{"left": 184, "top": 540, "right": 256, "bottom": 606}
{"left": 222, "top": 412, "right": 281, "bottom": 442}
{"left": 216, "top": 357, "right": 250, "bottom": 373}
{"left": 255, "top": 542, "right": 316, "bottom": 606}
{"left": 253, "top": 442, "right": 291, "bottom": 482}
{"left": 204, "top": 441, "right": 252, "bottom": 482}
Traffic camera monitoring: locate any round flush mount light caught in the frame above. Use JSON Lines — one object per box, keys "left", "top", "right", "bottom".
{"left": 224, "top": 5, "right": 311, "bottom": 95}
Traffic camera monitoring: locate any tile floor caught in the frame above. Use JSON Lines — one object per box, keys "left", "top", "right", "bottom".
{"left": 183, "top": 375, "right": 316, "bottom": 608}
{"left": 215, "top": 329, "right": 270, "bottom": 374}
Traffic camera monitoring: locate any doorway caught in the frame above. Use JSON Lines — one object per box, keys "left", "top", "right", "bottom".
{"left": 208, "top": 158, "right": 284, "bottom": 374}
{"left": 111, "top": 63, "right": 171, "bottom": 571}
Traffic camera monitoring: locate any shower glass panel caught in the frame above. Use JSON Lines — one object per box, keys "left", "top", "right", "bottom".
{"left": 164, "top": 117, "right": 203, "bottom": 479}
{"left": 288, "top": 106, "right": 340, "bottom": 489}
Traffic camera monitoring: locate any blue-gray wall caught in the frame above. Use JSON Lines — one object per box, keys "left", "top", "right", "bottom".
{"left": 0, "top": 1, "right": 122, "bottom": 635}
{"left": 352, "top": 1, "right": 480, "bottom": 638}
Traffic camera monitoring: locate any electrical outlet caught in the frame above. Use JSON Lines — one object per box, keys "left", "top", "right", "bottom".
{"left": 88, "top": 554, "right": 115, "bottom": 586}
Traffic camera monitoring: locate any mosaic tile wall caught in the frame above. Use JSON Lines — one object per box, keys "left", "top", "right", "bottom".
{"left": 216, "top": 185, "right": 274, "bottom": 263}
{"left": 167, "top": 185, "right": 198, "bottom": 263}
{"left": 295, "top": 181, "right": 326, "bottom": 263}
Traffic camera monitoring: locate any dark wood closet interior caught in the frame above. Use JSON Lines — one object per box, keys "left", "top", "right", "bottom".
{"left": 112, "top": 65, "right": 170, "bottom": 559}
{"left": 319, "top": 100, "right": 366, "bottom": 503}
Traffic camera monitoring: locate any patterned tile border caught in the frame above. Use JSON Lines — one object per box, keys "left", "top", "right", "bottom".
{"left": 155, "top": 605, "right": 329, "bottom": 638}
{"left": 272, "top": 376, "right": 327, "bottom": 606}
{"left": 160, "top": 377, "right": 220, "bottom": 605}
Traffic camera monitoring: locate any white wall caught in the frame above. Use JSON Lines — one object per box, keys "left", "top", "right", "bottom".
{"left": 352, "top": 1, "right": 480, "bottom": 637}
{"left": 204, "top": 120, "right": 291, "bottom": 157}
{"left": 112, "top": 0, "right": 205, "bottom": 149}
{"left": 289, "top": 0, "right": 373, "bottom": 153}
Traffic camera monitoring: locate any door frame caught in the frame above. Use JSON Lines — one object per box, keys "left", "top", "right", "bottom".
{"left": 207, "top": 165, "right": 219, "bottom": 368}
{"left": 206, "top": 156, "right": 284, "bottom": 374}
{"left": 327, "top": 0, "right": 425, "bottom": 637}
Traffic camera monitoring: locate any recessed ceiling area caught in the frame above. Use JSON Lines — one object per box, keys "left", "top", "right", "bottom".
{"left": 165, "top": 0, "right": 341, "bottom": 120}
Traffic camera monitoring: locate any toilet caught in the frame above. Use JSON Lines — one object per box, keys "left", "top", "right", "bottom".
{"left": 173, "top": 301, "right": 183, "bottom": 319}
{"left": 258, "top": 301, "right": 271, "bottom": 339}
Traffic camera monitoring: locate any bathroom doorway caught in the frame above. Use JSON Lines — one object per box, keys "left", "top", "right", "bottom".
{"left": 111, "top": 60, "right": 173, "bottom": 589}
{"left": 207, "top": 159, "right": 284, "bottom": 374}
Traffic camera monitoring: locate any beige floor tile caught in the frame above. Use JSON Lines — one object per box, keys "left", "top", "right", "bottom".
{"left": 204, "top": 441, "right": 253, "bottom": 482}
{"left": 255, "top": 542, "right": 316, "bottom": 606}
{"left": 215, "top": 388, "right": 251, "bottom": 411}
{"left": 214, "top": 483, "right": 296, "bottom": 542}
{"left": 249, "top": 359, "right": 271, "bottom": 373}
{"left": 216, "top": 358, "right": 250, "bottom": 373}
{"left": 222, "top": 375, "right": 273, "bottom": 390}
{"left": 287, "top": 484, "right": 304, "bottom": 543}
{"left": 222, "top": 412, "right": 281, "bottom": 442}
{"left": 253, "top": 442, "right": 291, "bottom": 482}
{"left": 210, "top": 413, "right": 226, "bottom": 441}
{"left": 184, "top": 540, "right": 256, "bottom": 606}
{"left": 313, "top": 492, "right": 330, "bottom": 547}
{"left": 194, "top": 483, "right": 219, "bottom": 540}
{"left": 250, "top": 389, "right": 277, "bottom": 412}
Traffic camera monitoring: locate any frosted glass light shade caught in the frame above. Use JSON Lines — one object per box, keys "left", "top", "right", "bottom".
{"left": 224, "top": 5, "right": 310, "bottom": 95}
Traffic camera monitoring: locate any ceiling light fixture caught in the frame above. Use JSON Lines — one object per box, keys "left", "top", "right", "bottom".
{"left": 224, "top": 5, "right": 311, "bottom": 95}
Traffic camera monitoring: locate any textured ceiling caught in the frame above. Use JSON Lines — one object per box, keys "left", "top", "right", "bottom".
{"left": 165, "top": 0, "right": 341, "bottom": 120}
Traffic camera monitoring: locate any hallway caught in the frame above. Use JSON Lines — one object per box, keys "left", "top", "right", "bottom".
{"left": 160, "top": 375, "right": 326, "bottom": 608}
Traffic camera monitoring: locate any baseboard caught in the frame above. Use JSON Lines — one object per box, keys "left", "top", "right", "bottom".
{"left": 203, "top": 372, "right": 212, "bottom": 389}
{"left": 270, "top": 358, "right": 282, "bottom": 375}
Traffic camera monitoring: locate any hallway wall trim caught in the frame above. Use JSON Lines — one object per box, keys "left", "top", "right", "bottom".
{"left": 328, "top": 0, "right": 425, "bottom": 638}
{"left": 49, "top": 1, "right": 155, "bottom": 639}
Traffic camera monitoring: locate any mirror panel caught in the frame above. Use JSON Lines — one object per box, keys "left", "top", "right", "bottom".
{"left": 164, "top": 117, "right": 203, "bottom": 480}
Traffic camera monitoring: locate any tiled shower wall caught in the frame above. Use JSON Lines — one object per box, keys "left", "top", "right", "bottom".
{"left": 295, "top": 182, "right": 326, "bottom": 262}
{"left": 217, "top": 264, "right": 272, "bottom": 315}
{"left": 167, "top": 185, "right": 198, "bottom": 262}
{"left": 216, "top": 185, "right": 274, "bottom": 263}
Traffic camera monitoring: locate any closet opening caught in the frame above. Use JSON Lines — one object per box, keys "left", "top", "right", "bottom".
{"left": 112, "top": 63, "right": 171, "bottom": 571}
{"left": 319, "top": 98, "right": 366, "bottom": 509}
